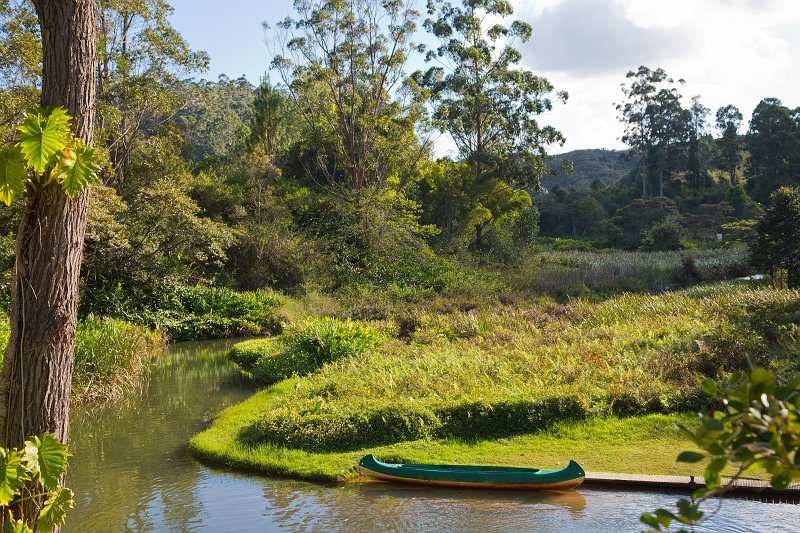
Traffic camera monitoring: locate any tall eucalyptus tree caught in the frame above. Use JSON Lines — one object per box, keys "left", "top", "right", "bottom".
{"left": 616, "top": 66, "right": 687, "bottom": 198}
{"left": 416, "top": 0, "right": 568, "bottom": 247}
{"left": 271, "top": 0, "right": 427, "bottom": 229}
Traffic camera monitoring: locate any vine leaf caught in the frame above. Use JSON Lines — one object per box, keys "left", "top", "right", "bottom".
{"left": 2, "top": 518, "right": 33, "bottom": 533}
{"left": 23, "top": 434, "right": 70, "bottom": 491}
{"left": 0, "top": 449, "right": 28, "bottom": 506}
{"left": 35, "top": 487, "right": 74, "bottom": 533}
{"left": 0, "top": 146, "right": 27, "bottom": 206}
{"left": 56, "top": 143, "right": 98, "bottom": 198}
{"left": 16, "top": 106, "right": 71, "bottom": 176}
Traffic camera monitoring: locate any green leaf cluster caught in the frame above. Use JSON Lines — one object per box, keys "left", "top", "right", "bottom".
{"left": 0, "top": 434, "right": 73, "bottom": 533}
{"left": 0, "top": 106, "right": 99, "bottom": 206}
{"left": 642, "top": 367, "right": 800, "bottom": 531}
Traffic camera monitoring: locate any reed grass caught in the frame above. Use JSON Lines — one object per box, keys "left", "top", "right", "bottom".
{"left": 0, "top": 314, "right": 165, "bottom": 404}
{"left": 227, "top": 283, "right": 799, "bottom": 451}
{"left": 72, "top": 316, "right": 165, "bottom": 403}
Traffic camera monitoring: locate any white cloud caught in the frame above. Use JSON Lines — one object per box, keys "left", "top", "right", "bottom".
{"left": 510, "top": 0, "right": 800, "bottom": 152}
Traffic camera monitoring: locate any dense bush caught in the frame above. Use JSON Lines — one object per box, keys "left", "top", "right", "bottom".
{"left": 90, "top": 284, "right": 282, "bottom": 341}
{"left": 257, "top": 402, "right": 440, "bottom": 451}
{"left": 255, "top": 393, "right": 714, "bottom": 451}
{"left": 437, "top": 397, "right": 586, "bottom": 439}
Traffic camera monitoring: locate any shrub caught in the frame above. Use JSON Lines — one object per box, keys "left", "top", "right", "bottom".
{"left": 227, "top": 338, "right": 275, "bottom": 370}
{"left": 143, "top": 286, "right": 282, "bottom": 341}
{"left": 641, "top": 222, "right": 683, "bottom": 252}
{"left": 293, "top": 317, "right": 383, "bottom": 364}
{"left": 437, "top": 397, "right": 587, "bottom": 439}
{"left": 241, "top": 318, "right": 383, "bottom": 385}
{"left": 257, "top": 402, "right": 440, "bottom": 451}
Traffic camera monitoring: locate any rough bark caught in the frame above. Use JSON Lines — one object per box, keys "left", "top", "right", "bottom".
{"left": 0, "top": 0, "right": 96, "bottom": 449}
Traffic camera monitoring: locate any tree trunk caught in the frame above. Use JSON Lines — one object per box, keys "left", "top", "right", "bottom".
{"left": 0, "top": 0, "right": 96, "bottom": 450}
{"left": 475, "top": 223, "right": 484, "bottom": 250}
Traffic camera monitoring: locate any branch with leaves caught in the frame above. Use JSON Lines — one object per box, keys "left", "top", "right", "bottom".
{"left": 0, "top": 106, "right": 99, "bottom": 205}
{"left": 642, "top": 368, "right": 800, "bottom": 531}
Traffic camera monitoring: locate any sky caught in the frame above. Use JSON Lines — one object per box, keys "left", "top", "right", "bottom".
{"left": 168, "top": 0, "right": 800, "bottom": 154}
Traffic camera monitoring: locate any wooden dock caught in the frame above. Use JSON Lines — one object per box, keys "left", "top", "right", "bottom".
{"left": 584, "top": 472, "right": 800, "bottom": 500}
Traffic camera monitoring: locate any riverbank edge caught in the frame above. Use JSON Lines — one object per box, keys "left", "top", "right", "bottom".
{"left": 188, "top": 383, "right": 710, "bottom": 484}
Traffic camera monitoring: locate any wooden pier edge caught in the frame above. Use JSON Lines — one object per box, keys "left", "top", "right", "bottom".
{"left": 584, "top": 472, "right": 800, "bottom": 499}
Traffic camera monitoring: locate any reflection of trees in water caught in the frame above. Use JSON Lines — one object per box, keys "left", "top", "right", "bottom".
{"left": 64, "top": 341, "right": 252, "bottom": 532}
{"left": 258, "top": 480, "right": 588, "bottom": 531}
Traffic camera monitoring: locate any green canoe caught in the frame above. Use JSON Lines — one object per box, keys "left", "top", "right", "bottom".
{"left": 358, "top": 455, "right": 585, "bottom": 490}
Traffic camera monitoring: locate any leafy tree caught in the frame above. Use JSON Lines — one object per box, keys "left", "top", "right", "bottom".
{"left": 95, "top": 0, "right": 209, "bottom": 190}
{"left": 616, "top": 196, "right": 679, "bottom": 249}
{"left": 616, "top": 66, "right": 688, "bottom": 198}
{"left": 271, "top": 0, "right": 426, "bottom": 228}
{"left": 416, "top": 0, "right": 568, "bottom": 248}
{"left": 715, "top": 104, "right": 743, "bottom": 185}
{"left": 0, "top": 1, "right": 40, "bottom": 139}
{"left": 686, "top": 96, "right": 709, "bottom": 195}
{"left": 643, "top": 368, "right": 800, "bottom": 531}
{"left": 746, "top": 98, "right": 800, "bottom": 203}
{"left": 249, "top": 79, "right": 297, "bottom": 158}
{"left": 181, "top": 75, "right": 255, "bottom": 164}
{"left": 751, "top": 186, "right": 800, "bottom": 288}
{"left": 567, "top": 195, "right": 605, "bottom": 238}
{"left": 640, "top": 221, "right": 683, "bottom": 251}
{"left": 724, "top": 184, "right": 759, "bottom": 219}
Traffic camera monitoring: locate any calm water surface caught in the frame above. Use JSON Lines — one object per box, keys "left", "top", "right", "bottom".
{"left": 65, "top": 340, "right": 799, "bottom": 532}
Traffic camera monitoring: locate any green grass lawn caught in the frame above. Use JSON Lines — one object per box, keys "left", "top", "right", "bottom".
{"left": 190, "top": 380, "right": 705, "bottom": 482}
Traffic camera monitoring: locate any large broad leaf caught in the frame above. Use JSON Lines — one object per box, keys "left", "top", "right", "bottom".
{"left": 23, "top": 435, "right": 70, "bottom": 491}
{"left": 0, "top": 449, "right": 28, "bottom": 506}
{"left": 16, "top": 106, "right": 71, "bottom": 176}
{"left": 35, "top": 487, "right": 74, "bottom": 533}
{"left": 56, "top": 143, "right": 98, "bottom": 198}
{"left": 0, "top": 146, "right": 27, "bottom": 205}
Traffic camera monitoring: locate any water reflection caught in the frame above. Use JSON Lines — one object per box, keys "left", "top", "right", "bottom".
{"left": 64, "top": 340, "right": 800, "bottom": 532}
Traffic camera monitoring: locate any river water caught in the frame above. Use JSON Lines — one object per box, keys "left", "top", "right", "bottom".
{"left": 64, "top": 340, "right": 799, "bottom": 532}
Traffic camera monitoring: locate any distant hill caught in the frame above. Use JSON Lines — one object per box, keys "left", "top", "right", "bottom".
{"left": 542, "top": 149, "right": 639, "bottom": 190}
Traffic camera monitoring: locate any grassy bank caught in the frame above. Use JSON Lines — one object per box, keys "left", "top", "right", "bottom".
{"left": 189, "top": 380, "right": 702, "bottom": 482}
{"left": 191, "top": 282, "right": 800, "bottom": 480}
{"left": 0, "top": 314, "right": 165, "bottom": 404}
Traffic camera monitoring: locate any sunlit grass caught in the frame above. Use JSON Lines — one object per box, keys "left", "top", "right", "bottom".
{"left": 193, "top": 282, "right": 800, "bottom": 478}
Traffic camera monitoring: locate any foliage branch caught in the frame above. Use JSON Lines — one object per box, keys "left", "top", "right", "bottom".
{"left": 0, "top": 106, "right": 99, "bottom": 205}
{"left": 642, "top": 367, "right": 800, "bottom": 531}
{"left": 0, "top": 434, "right": 73, "bottom": 533}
